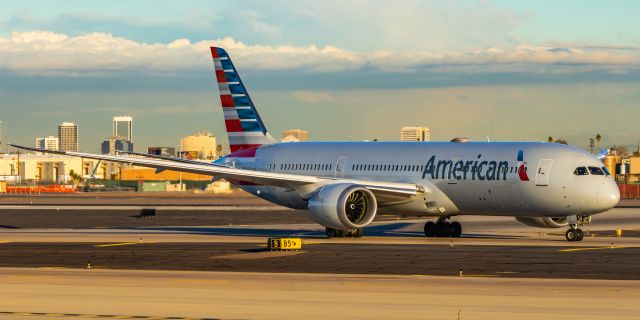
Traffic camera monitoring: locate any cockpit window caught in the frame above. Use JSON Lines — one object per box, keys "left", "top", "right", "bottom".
{"left": 574, "top": 167, "right": 588, "bottom": 176}
{"left": 601, "top": 166, "right": 611, "bottom": 176}
{"left": 589, "top": 166, "right": 604, "bottom": 175}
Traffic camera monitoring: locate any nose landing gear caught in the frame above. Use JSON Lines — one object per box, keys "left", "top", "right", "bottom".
{"left": 565, "top": 227, "right": 584, "bottom": 241}
{"left": 424, "top": 217, "right": 462, "bottom": 238}
{"left": 565, "top": 215, "right": 590, "bottom": 241}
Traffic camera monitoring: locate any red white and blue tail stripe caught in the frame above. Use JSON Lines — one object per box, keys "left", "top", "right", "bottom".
{"left": 211, "top": 47, "right": 275, "bottom": 153}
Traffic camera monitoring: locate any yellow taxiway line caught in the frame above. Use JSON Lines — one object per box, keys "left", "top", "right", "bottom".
{"left": 94, "top": 242, "right": 141, "bottom": 248}
{"left": 558, "top": 246, "right": 625, "bottom": 252}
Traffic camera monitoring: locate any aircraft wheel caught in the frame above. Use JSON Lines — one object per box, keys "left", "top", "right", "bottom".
{"left": 335, "top": 229, "right": 348, "bottom": 238}
{"left": 435, "top": 222, "right": 451, "bottom": 237}
{"left": 565, "top": 229, "right": 579, "bottom": 241}
{"left": 450, "top": 222, "right": 462, "bottom": 238}
{"left": 424, "top": 221, "right": 436, "bottom": 237}
{"left": 574, "top": 228, "right": 584, "bottom": 241}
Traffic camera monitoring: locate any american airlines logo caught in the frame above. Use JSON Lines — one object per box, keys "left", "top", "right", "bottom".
{"left": 421, "top": 150, "right": 529, "bottom": 182}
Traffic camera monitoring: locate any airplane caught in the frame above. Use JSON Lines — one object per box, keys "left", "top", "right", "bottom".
{"left": 11, "top": 46, "right": 620, "bottom": 242}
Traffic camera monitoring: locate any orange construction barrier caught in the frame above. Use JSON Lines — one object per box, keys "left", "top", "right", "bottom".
{"left": 6, "top": 185, "right": 77, "bottom": 193}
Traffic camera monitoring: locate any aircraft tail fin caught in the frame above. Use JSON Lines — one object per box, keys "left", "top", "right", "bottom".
{"left": 210, "top": 47, "right": 276, "bottom": 153}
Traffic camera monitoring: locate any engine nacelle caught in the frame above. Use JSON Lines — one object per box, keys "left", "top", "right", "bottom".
{"left": 308, "top": 183, "right": 377, "bottom": 230}
{"left": 515, "top": 217, "right": 568, "bottom": 228}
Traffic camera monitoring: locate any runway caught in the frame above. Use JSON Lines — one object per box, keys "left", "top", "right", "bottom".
{"left": 1, "top": 268, "right": 639, "bottom": 320}
{"left": 1, "top": 192, "right": 640, "bottom": 319}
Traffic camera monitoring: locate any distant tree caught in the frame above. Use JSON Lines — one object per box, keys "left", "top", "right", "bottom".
{"left": 554, "top": 139, "right": 568, "bottom": 145}
{"left": 68, "top": 170, "right": 83, "bottom": 185}
{"left": 596, "top": 133, "right": 602, "bottom": 149}
{"left": 547, "top": 136, "right": 553, "bottom": 142}
{"left": 589, "top": 138, "right": 595, "bottom": 153}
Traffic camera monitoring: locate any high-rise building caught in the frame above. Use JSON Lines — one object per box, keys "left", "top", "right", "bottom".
{"left": 101, "top": 136, "right": 133, "bottom": 155}
{"left": 35, "top": 136, "right": 59, "bottom": 151}
{"left": 400, "top": 126, "right": 430, "bottom": 142}
{"left": 58, "top": 122, "right": 78, "bottom": 152}
{"left": 282, "top": 129, "right": 308, "bottom": 142}
{"left": 180, "top": 131, "right": 218, "bottom": 160}
{"left": 113, "top": 116, "right": 133, "bottom": 142}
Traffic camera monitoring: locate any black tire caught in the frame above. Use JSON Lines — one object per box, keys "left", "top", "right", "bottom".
{"left": 353, "top": 228, "right": 364, "bottom": 238}
{"left": 335, "top": 229, "right": 348, "bottom": 238}
{"left": 575, "top": 228, "right": 584, "bottom": 241}
{"left": 424, "top": 221, "right": 436, "bottom": 237}
{"left": 565, "top": 229, "right": 576, "bottom": 241}
{"left": 450, "top": 222, "right": 462, "bottom": 238}
{"left": 435, "top": 222, "right": 451, "bottom": 237}
{"left": 326, "top": 228, "right": 337, "bottom": 238}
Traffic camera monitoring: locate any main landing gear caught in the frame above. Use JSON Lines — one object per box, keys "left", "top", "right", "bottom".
{"left": 424, "top": 218, "right": 462, "bottom": 238}
{"left": 326, "top": 227, "right": 364, "bottom": 238}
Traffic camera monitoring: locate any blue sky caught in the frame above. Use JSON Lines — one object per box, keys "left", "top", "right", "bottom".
{"left": 0, "top": 0, "right": 639, "bottom": 152}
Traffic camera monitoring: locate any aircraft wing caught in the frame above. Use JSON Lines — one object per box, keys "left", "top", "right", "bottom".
{"left": 117, "top": 150, "right": 225, "bottom": 167}
{"left": 10, "top": 145, "right": 426, "bottom": 201}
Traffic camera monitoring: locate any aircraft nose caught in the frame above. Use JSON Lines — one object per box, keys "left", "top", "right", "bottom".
{"left": 596, "top": 180, "right": 620, "bottom": 210}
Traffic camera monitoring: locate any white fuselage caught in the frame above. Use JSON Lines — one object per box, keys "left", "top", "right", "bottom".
{"left": 218, "top": 141, "right": 619, "bottom": 218}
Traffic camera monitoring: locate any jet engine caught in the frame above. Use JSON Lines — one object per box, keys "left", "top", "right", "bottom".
{"left": 515, "top": 217, "right": 568, "bottom": 228}
{"left": 308, "top": 183, "right": 377, "bottom": 230}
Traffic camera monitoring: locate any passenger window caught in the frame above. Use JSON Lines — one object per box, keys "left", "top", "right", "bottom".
{"left": 589, "top": 166, "right": 604, "bottom": 175}
{"left": 574, "top": 167, "right": 588, "bottom": 176}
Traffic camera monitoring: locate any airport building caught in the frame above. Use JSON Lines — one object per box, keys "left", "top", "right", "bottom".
{"left": 101, "top": 136, "right": 133, "bottom": 155}
{"left": 113, "top": 116, "right": 133, "bottom": 143}
{"left": 35, "top": 136, "right": 59, "bottom": 151}
{"left": 400, "top": 126, "right": 430, "bottom": 142}
{"left": 0, "top": 153, "right": 118, "bottom": 183}
{"left": 180, "top": 132, "right": 218, "bottom": 160}
{"left": 282, "top": 129, "right": 308, "bottom": 142}
{"left": 281, "top": 135, "right": 301, "bottom": 143}
{"left": 148, "top": 147, "right": 176, "bottom": 157}
{"left": 116, "top": 167, "right": 213, "bottom": 182}
{"left": 58, "top": 122, "right": 78, "bottom": 152}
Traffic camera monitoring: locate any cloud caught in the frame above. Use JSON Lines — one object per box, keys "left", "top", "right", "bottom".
{"left": 1, "top": 30, "right": 640, "bottom": 77}
{"left": 0, "top": 31, "right": 363, "bottom": 74}
{"left": 291, "top": 90, "right": 333, "bottom": 103}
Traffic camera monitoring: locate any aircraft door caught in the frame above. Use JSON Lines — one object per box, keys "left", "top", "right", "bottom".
{"left": 253, "top": 157, "right": 264, "bottom": 171}
{"left": 535, "top": 159, "right": 553, "bottom": 186}
{"left": 448, "top": 158, "right": 461, "bottom": 184}
{"left": 335, "top": 156, "right": 347, "bottom": 178}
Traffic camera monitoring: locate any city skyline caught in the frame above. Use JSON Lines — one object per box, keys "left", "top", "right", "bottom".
{"left": 1, "top": 1, "right": 639, "bottom": 152}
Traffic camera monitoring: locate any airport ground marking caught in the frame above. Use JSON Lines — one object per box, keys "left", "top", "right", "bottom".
{"left": 94, "top": 242, "right": 144, "bottom": 248}
{"left": 558, "top": 246, "right": 626, "bottom": 252}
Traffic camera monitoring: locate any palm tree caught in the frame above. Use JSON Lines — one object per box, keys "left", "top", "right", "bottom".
{"left": 589, "top": 138, "right": 595, "bottom": 153}
{"left": 596, "top": 133, "right": 602, "bottom": 149}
